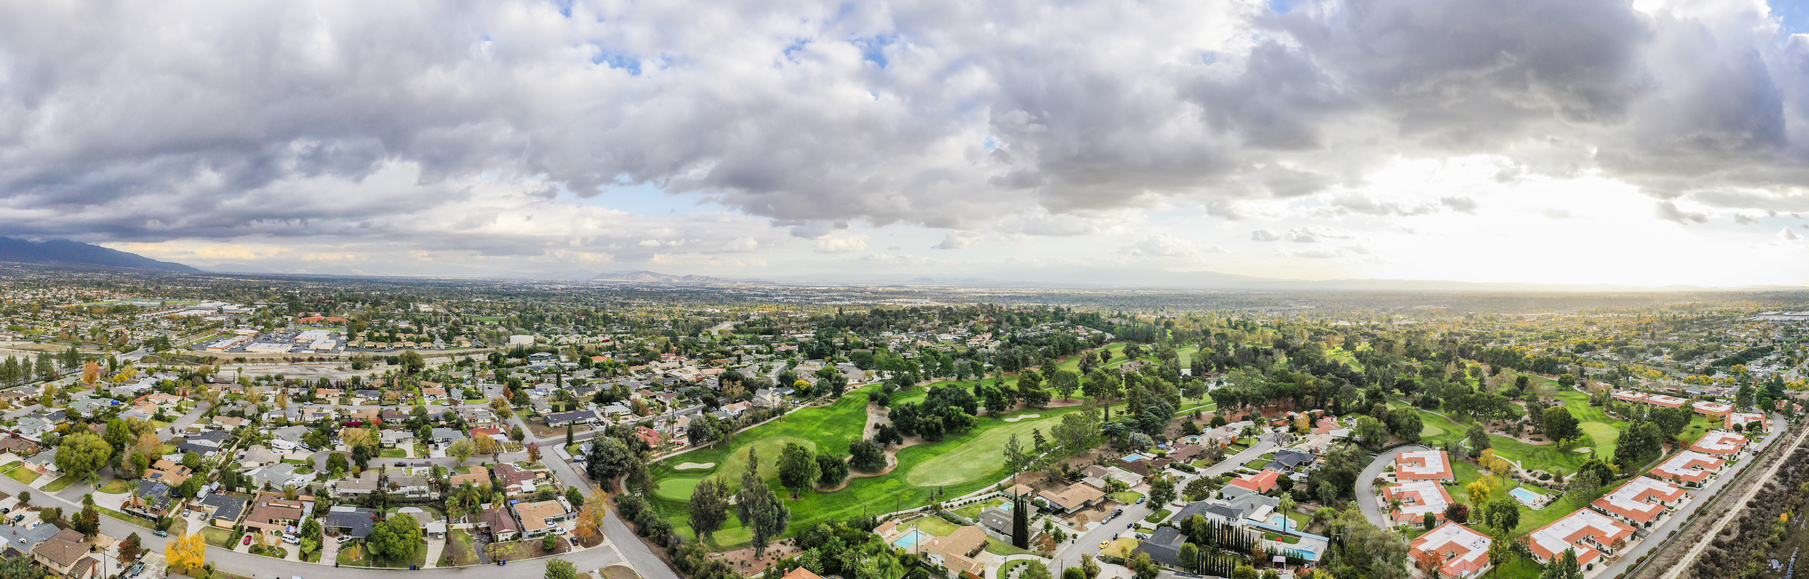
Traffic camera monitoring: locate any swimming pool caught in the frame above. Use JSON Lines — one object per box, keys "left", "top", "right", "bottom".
{"left": 1509, "top": 487, "right": 1542, "bottom": 505}
{"left": 892, "top": 530, "right": 928, "bottom": 549}
{"left": 1123, "top": 453, "right": 1148, "bottom": 462}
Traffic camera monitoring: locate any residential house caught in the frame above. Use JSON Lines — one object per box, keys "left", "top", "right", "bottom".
{"left": 493, "top": 464, "right": 544, "bottom": 495}
{"left": 978, "top": 502, "right": 1037, "bottom": 536}
{"left": 380, "top": 430, "right": 415, "bottom": 448}
{"left": 1131, "top": 526, "right": 1189, "bottom": 568}
{"left": 1228, "top": 470, "right": 1280, "bottom": 494}
{"left": 123, "top": 480, "right": 176, "bottom": 518}
{"left": 184, "top": 430, "right": 231, "bottom": 448}
{"left": 546, "top": 409, "right": 601, "bottom": 427}
{"left": 1691, "top": 401, "right": 1733, "bottom": 419}
{"left": 270, "top": 426, "right": 310, "bottom": 452}
{"left": 1589, "top": 476, "right": 1685, "bottom": 528}
{"left": 1726, "top": 412, "right": 1767, "bottom": 431}
{"left": 1394, "top": 450, "right": 1456, "bottom": 483}
{"left": 31, "top": 529, "right": 95, "bottom": 579}
{"left": 1650, "top": 451, "right": 1723, "bottom": 486}
{"left": 145, "top": 460, "right": 192, "bottom": 487}
{"left": 192, "top": 492, "right": 249, "bottom": 528}
{"left": 478, "top": 506, "right": 521, "bottom": 541}
{"left": 324, "top": 506, "right": 378, "bottom": 539}
{"left": 1410, "top": 522, "right": 1493, "bottom": 578}
{"left": 334, "top": 471, "right": 381, "bottom": 498}
{"left": 23, "top": 448, "right": 57, "bottom": 476}
{"left": 427, "top": 428, "right": 466, "bottom": 447}
{"left": 1036, "top": 482, "right": 1106, "bottom": 513}
{"left": 917, "top": 525, "right": 989, "bottom": 578}
{"left": 1526, "top": 509, "right": 1636, "bottom": 566}
{"left": 242, "top": 494, "right": 309, "bottom": 537}
{"left": 1384, "top": 481, "right": 1453, "bottom": 524}
{"left": 1689, "top": 431, "right": 1747, "bottom": 456}
{"left": 389, "top": 474, "right": 436, "bottom": 499}
{"left": 14, "top": 417, "right": 53, "bottom": 441}
{"left": 513, "top": 500, "right": 572, "bottom": 538}
{"left": 0, "top": 524, "right": 61, "bottom": 558}
{"left": 447, "top": 465, "right": 491, "bottom": 488}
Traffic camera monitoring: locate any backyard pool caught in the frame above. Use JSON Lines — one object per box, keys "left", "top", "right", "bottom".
{"left": 1509, "top": 487, "right": 1543, "bottom": 507}
{"left": 1123, "top": 453, "right": 1149, "bottom": 462}
{"left": 892, "top": 530, "right": 928, "bottom": 549}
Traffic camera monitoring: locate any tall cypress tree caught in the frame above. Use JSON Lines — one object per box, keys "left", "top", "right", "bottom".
{"left": 1011, "top": 494, "right": 1029, "bottom": 549}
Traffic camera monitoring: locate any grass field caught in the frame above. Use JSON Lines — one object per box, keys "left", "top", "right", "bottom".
{"left": 3, "top": 465, "right": 40, "bottom": 485}
{"left": 650, "top": 380, "right": 1153, "bottom": 549}
{"left": 41, "top": 476, "right": 76, "bottom": 492}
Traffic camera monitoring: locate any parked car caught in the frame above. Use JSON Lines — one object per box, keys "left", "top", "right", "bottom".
{"left": 1098, "top": 541, "right": 1109, "bottom": 550}
{"left": 395, "top": 461, "right": 407, "bottom": 467}
{"left": 282, "top": 534, "right": 299, "bottom": 544}
{"left": 242, "top": 535, "right": 254, "bottom": 546}
{"left": 1135, "top": 496, "right": 1146, "bottom": 504}
{"left": 152, "top": 530, "right": 168, "bottom": 537}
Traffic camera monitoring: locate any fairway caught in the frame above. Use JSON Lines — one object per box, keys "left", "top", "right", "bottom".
{"left": 713, "top": 436, "right": 816, "bottom": 482}
{"left": 906, "top": 411, "right": 1065, "bottom": 486}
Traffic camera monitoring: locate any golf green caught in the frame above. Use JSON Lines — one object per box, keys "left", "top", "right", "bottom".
{"left": 656, "top": 476, "right": 704, "bottom": 502}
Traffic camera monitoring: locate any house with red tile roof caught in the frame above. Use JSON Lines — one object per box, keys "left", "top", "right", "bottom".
{"left": 1411, "top": 522, "right": 1492, "bottom": 578}
{"left": 1689, "top": 431, "right": 1747, "bottom": 456}
{"left": 1645, "top": 394, "right": 1688, "bottom": 408}
{"left": 1589, "top": 476, "right": 1685, "bottom": 528}
{"left": 1611, "top": 391, "right": 1648, "bottom": 405}
{"left": 1691, "top": 400, "right": 1733, "bottom": 418}
{"left": 1227, "top": 470, "right": 1279, "bottom": 494}
{"left": 1726, "top": 412, "right": 1766, "bottom": 431}
{"left": 1384, "top": 480, "right": 1452, "bottom": 524}
{"left": 1650, "top": 451, "right": 1723, "bottom": 486}
{"left": 1526, "top": 509, "right": 1635, "bottom": 566}
{"left": 1394, "top": 450, "right": 1455, "bottom": 483}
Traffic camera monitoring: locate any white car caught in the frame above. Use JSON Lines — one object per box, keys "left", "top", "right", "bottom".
{"left": 282, "top": 534, "right": 299, "bottom": 544}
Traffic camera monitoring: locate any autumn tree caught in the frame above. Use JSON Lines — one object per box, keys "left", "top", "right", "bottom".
{"left": 164, "top": 532, "right": 207, "bottom": 575}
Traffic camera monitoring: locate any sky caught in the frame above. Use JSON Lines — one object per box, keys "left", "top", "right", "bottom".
{"left": 6, "top": 0, "right": 1809, "bottom": 287}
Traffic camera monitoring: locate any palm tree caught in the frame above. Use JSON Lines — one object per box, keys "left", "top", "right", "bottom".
{"left": 1278, "top": 495, "right": 1297, "bottom": 534}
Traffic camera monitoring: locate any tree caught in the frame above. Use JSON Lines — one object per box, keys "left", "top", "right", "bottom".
{"left": 1277, "top": 494, "right": 1297, "bottom": 534}
{"left": 1484, "top": 496, "right": 1520, "bottom": 532}
{"left": 1413, "top": 549, "right": 1444, "bottom": 577}
{"left": 399, "top": 350, "right": 426, "bottom": 375}
{"left": 777, "top": 442, "right": 820, "bottom": 498}
{"left": 1148, "top": 475, "right": 1176, "bottom": 508}
{"left": 584, "top": 436, "right": 638, "bottom": 491}
{"left": 1443, "top": 502, "right": 1470, "bottom": 524}
{"left": 1354, "top": 416, "right": 1390, "bottom": 448}
{"left": 577, "top": 490, "right": 609, "bottom": 532}
{"left": 1127, "top": 553, "right": 1160, "bottom": 579}
{"left": 1466, "top": 424, "right": 1491, "bottom": 453}
{"left": 327, "top": 452, "right": 350, "bottom": 475}
{"left": 545, "top": 559, "right": 577, "bottom": 579}
{"left": 1542, "top": 407, "right": 1581, "bottom": 446}
{"left": 55, "top": 433, "right": 110, "bottom": 483}
{"left": 688, "top": 478, "right": 731, "bottom": 541}
{"left": 1178, "top": 543, "right": 1201, "bottom": 573}
{"left": 849, "top": 438, "right": 887, "bottom": 472}
{"left": 815, "top": 452, "right": 848, "bottom": 488}
{"left": 1541, "top": 548, "right": 1581, "bottom": 579}
{"left": 366, "top": 515, "right": 423, "bottom": 564}
{"left": 164, "top": 532, "right": 207, "bottom": 575}
{"left": 1003, "top": 434, "right": 1029, "bottom": 474}
{"left": 447, "top": 439, "right": 475, "bottom": 464}
{"left": 119, "top": 532, "right": 143, "bottom": 560}
{"left": 1566, "top": 470, "right": 1602, "bottom": 507}
{"left": 72, "top": 502, "right": 100, "bottom": 537}
{"left": 1012, "top": 493, "right": 1030, "bottom": 549}
{"left": 735, "top": 447, "right": 791, "bottom": 559}
{"left": 474, "top": 436, "right": 502, "bottom": 457}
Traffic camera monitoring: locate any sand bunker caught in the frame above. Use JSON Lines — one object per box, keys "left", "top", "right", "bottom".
{"left": 1003, "top": 414, "right": 1042, "bottom": 423}
{"left": 1572, "top": 447, "right": 1592, "bottom": 453}
{"left": 675, "top": 462, "right": 716, "bottom": 470}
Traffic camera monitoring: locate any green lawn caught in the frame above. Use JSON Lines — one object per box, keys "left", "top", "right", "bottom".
{"left": 201, "top": 527, "right": 235, "bottom": 547}
{"left": 42, "top": 475, "right": 77, "bottom": 492}
{"left": 1145, "top": 509, "right": 1172, "bottom": 524}
{"left": 1110, "top": 491, "right": 1144, "bottom": 504}
{"left": 985, "top": 540, "right": 1036, "bottom": 557}
{"left": 649, "top": 381, "right": 1144, "bottom": 550}
{"left": 3, "top": 465, "right": 40, "bottom": 485}
{"left": 914, "top": 516, "right": 962, "bottom": 536}
{"left": 98, "top": 479, "right": 130, "bottom": 494}
{"left": 438, "top": 529, "right": 479, "bottom": 567}
{"left": 379, "top": 449, "right": 408, "bottom": 458}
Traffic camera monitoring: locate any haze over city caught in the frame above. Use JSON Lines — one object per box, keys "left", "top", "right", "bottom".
{"left": 6, "top": 0, "right": 1809, "bottom": 287}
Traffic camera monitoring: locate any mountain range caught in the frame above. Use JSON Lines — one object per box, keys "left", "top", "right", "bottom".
{"left": 592, "top": 270, "right": 731, "bottom": 284}
{"left": 0, "top": 237, "right": 200, "bottom": 273}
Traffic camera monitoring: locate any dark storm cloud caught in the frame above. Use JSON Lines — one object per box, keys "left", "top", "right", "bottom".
{"left": 0, "top": 0, "right": 1805, "bottom": 253}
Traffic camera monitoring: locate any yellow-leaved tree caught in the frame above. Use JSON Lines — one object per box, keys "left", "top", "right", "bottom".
{"left": 165, "top": 532, "right": 207, "bottom": 575}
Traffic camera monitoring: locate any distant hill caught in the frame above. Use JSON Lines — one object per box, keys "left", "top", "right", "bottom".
{"left": 0, "top": 237, "right": 200, "bottom": 273}
{"left": 592, "top": 270, "right": 732, "bottom": 284}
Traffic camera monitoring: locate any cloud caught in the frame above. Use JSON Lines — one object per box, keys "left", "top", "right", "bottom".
{"left": 1251, "top": 229, "right": 1282, "bottom": 242}
{"left": 1119, "top": 233, "right": 1220, "bottom": 259}
{"left": 1655, "top": 200, "right": 1711, "bottom": 224}
{"left": 1280, "top": 244, "right": 1371, "bottom": 259}
{"left": 934, "top": 232, "right": 983, "bottom": 250}
{"left": 814, "top": 233, "right": 869, "bottom": 253}
{"left": 1781, "top": 227, "right": 1802, "bottom": 241}
{"left": 1734, "top": 213, "right": 1760, "bottom": 225}
{"left": 3, "top": 0, "right": 1809, "bottom": 272}
{"left": 1284, "top": 226, "right": 1353, "bottom": 243}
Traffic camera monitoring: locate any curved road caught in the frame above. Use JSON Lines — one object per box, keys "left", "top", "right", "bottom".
{"left": 1353, "top": 445, "right": 1430, "bottom": 530}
